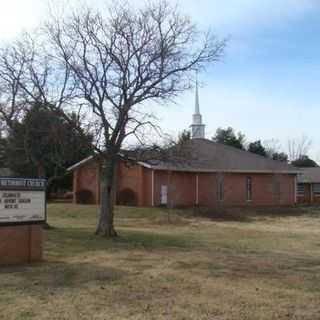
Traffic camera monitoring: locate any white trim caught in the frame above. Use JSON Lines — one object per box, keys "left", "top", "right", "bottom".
{"left": 67, "top": 156, "right": 94, "bottom": 172}
{"left": 137, "top": 161, "right": 154, "bottom": 169}
{"left": 196, "top": 174, "right": 199, "bottom": 205}
{"left": 311, "top": 183, "right": 314, "bottom": 202}
{"left": 136, "top": 162, "right": 299, "bottom": 174}
{"left": 151, "top": 170, "right": 155, "bottom": 207}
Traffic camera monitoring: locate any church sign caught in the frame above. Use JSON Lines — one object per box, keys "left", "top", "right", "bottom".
{"left": 0, "top": 178, "right": 46, "bottom": 225}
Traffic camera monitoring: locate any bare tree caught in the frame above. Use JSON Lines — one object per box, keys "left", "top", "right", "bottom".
{"left": 0, "top": 1, "right": 225, "bottom": 237}
{"left": 263, "top": 138, "right": 282, "bottom": 158}
{"left": 287, "top": 135, "right": 312, "bottom": 161}
{"left": 0, "top": 40, "right": 29, "bottom": 129}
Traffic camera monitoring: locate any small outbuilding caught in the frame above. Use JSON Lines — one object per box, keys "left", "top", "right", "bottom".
{"left": 296, "top": 167, "right": 320, "bottom": 204}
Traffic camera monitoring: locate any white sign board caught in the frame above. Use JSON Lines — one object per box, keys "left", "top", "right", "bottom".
{"left": 0, "top": 178, "right": 46, "bottom": 225}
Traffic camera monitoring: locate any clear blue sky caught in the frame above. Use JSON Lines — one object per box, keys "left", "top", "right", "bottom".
{"left": 1, "top": 0, "right": 320, "bottom": 159}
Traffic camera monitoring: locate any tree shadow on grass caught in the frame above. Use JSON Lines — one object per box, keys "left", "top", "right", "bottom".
{"left": 192, "top": 207, "right": 254, "bottom": 223}
{"left": 46, "top": 227, "right": 197, "bottom": 258}
{"left": 173, "top": 251, "right": 320, "bottom": 293}
{"left": 0, "top": 260, "right": 127, "bottom": 295}
{"left": 0, "top": 228, "right": 200, "bottom": 300}
{"left": 192, "top": 205, "right": 320, "bottom": 222}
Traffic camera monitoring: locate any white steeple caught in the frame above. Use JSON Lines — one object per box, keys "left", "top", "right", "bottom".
{"left": 190, "top": 77, "right": 205, "bottom": 139}
{"left": 195, "top": 79, "right": 200, "bottom": 114}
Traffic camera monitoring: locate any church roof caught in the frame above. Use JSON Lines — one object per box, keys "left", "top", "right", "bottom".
{"left": 67, "top": 139, "right": 299, "bottom": 174}
{"left": 139, "top": 139, "right": 299, "bottom": 174}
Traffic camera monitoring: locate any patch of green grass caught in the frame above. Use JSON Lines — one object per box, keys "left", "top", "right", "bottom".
{"left": 47, "top": 203, "right": 193, "bottom": 223}
{"left": 114, "top": 229, "right": 197, "bottom": 250}
{"left": 46, "top": 226, "right": 198, "bottom": 259}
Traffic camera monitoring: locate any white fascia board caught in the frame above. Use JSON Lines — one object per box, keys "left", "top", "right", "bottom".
{"left": 66, "top": 156, "right": 94, "bottom": 172}
{"left": 137, "top": 163, "right": 299, "bottom": 174}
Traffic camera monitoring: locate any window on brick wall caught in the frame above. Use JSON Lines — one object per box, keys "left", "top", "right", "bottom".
{"left": 313, "top": 184, "right": 320, "bottom": 195}
{"left": 218, "top": 179, "right": 224, "bottom": 201}
{"left": 246, "top": 177, "right": 252, "bottom": 201}
{"left": 297, "top": 184, "right": 305, "bottom": 196}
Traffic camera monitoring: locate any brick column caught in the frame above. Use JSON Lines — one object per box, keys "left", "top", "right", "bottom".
{"left": 0, "top": 225, "right": 43, "bottom": 265}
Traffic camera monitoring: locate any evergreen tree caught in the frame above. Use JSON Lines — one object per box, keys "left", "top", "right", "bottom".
{"left": 248, "top": 140, "right": 267, "bottom": 157}
{"left": 177, "top": 130, "right": 191, "bottom": 145}
{"left": 212, "top": 127, "right": 245, "bottom": 150}
{"left": 0, "top": 132, "right": 7, "bottom": 168}
{"left": 291, "top": 155, "right": 318, "bottom": 167}
{"left": 6, "top": 103, "right": 93, "bottom": 187}
{"left": 272, "top": 152, "right": 289, "bottom": 163}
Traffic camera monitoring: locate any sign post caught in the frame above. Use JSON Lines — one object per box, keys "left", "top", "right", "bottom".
{"left": 0, "top": 178, "right": 46, "bottom": 265}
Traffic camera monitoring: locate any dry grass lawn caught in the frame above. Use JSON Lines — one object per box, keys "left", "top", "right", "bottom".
{"left": 1, "top": 204, "right": 320, "bottom": 319}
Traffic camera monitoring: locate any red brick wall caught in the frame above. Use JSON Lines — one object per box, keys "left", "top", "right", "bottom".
{"left": 152, "top": 171, "right": 196, "bottom": 207}
{"left": 141, "top": 168, "right": 152, "bottom": 207}
{"left": 74, "top": 161, "right": 99, "bottom": 204}
{"left": 198, "top": 173, "right": 218, "bottom": 207}
{"left": 73, "top": 161, "right": 143, "bottom": 205}
{"left": 118, "top": 162, "right": 139, "bottom": 191}
{"left": 73, "top": 160, "right": 296, "bottom": 207}
{"left": 0, "top": 225, "right": 43, "bottom": 265}
{"left": 278, "top": 174, "right": 296, "bottom": 206}
{"left": 151, "top": 171, "right": 295, "bottom": 208}
{"left": 117, "top": 162, "right": 144, "bottom": 206}
{"left": 221, "top": 173, "right": 295, "bottom": 207}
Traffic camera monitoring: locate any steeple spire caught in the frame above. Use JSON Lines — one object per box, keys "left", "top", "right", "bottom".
{"left": 190, "top": 74, "right": 205, "bottom": 139}
{"left": 195, "top": 77, "right": 200, "bottom": 115}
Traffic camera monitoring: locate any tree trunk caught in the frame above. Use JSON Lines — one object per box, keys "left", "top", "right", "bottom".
{"left": 36, "top": 163, "right": 52, "bottom": 230}
{"left": 37, "top": 163, "right": 46, "bottom": 178}
{"left": 95, "top": 157, "right": 118, "bottom": 237}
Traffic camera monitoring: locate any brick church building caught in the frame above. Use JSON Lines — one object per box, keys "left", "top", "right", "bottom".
{"left": 68, "top": 83, "right": 299, "bottom": 208}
